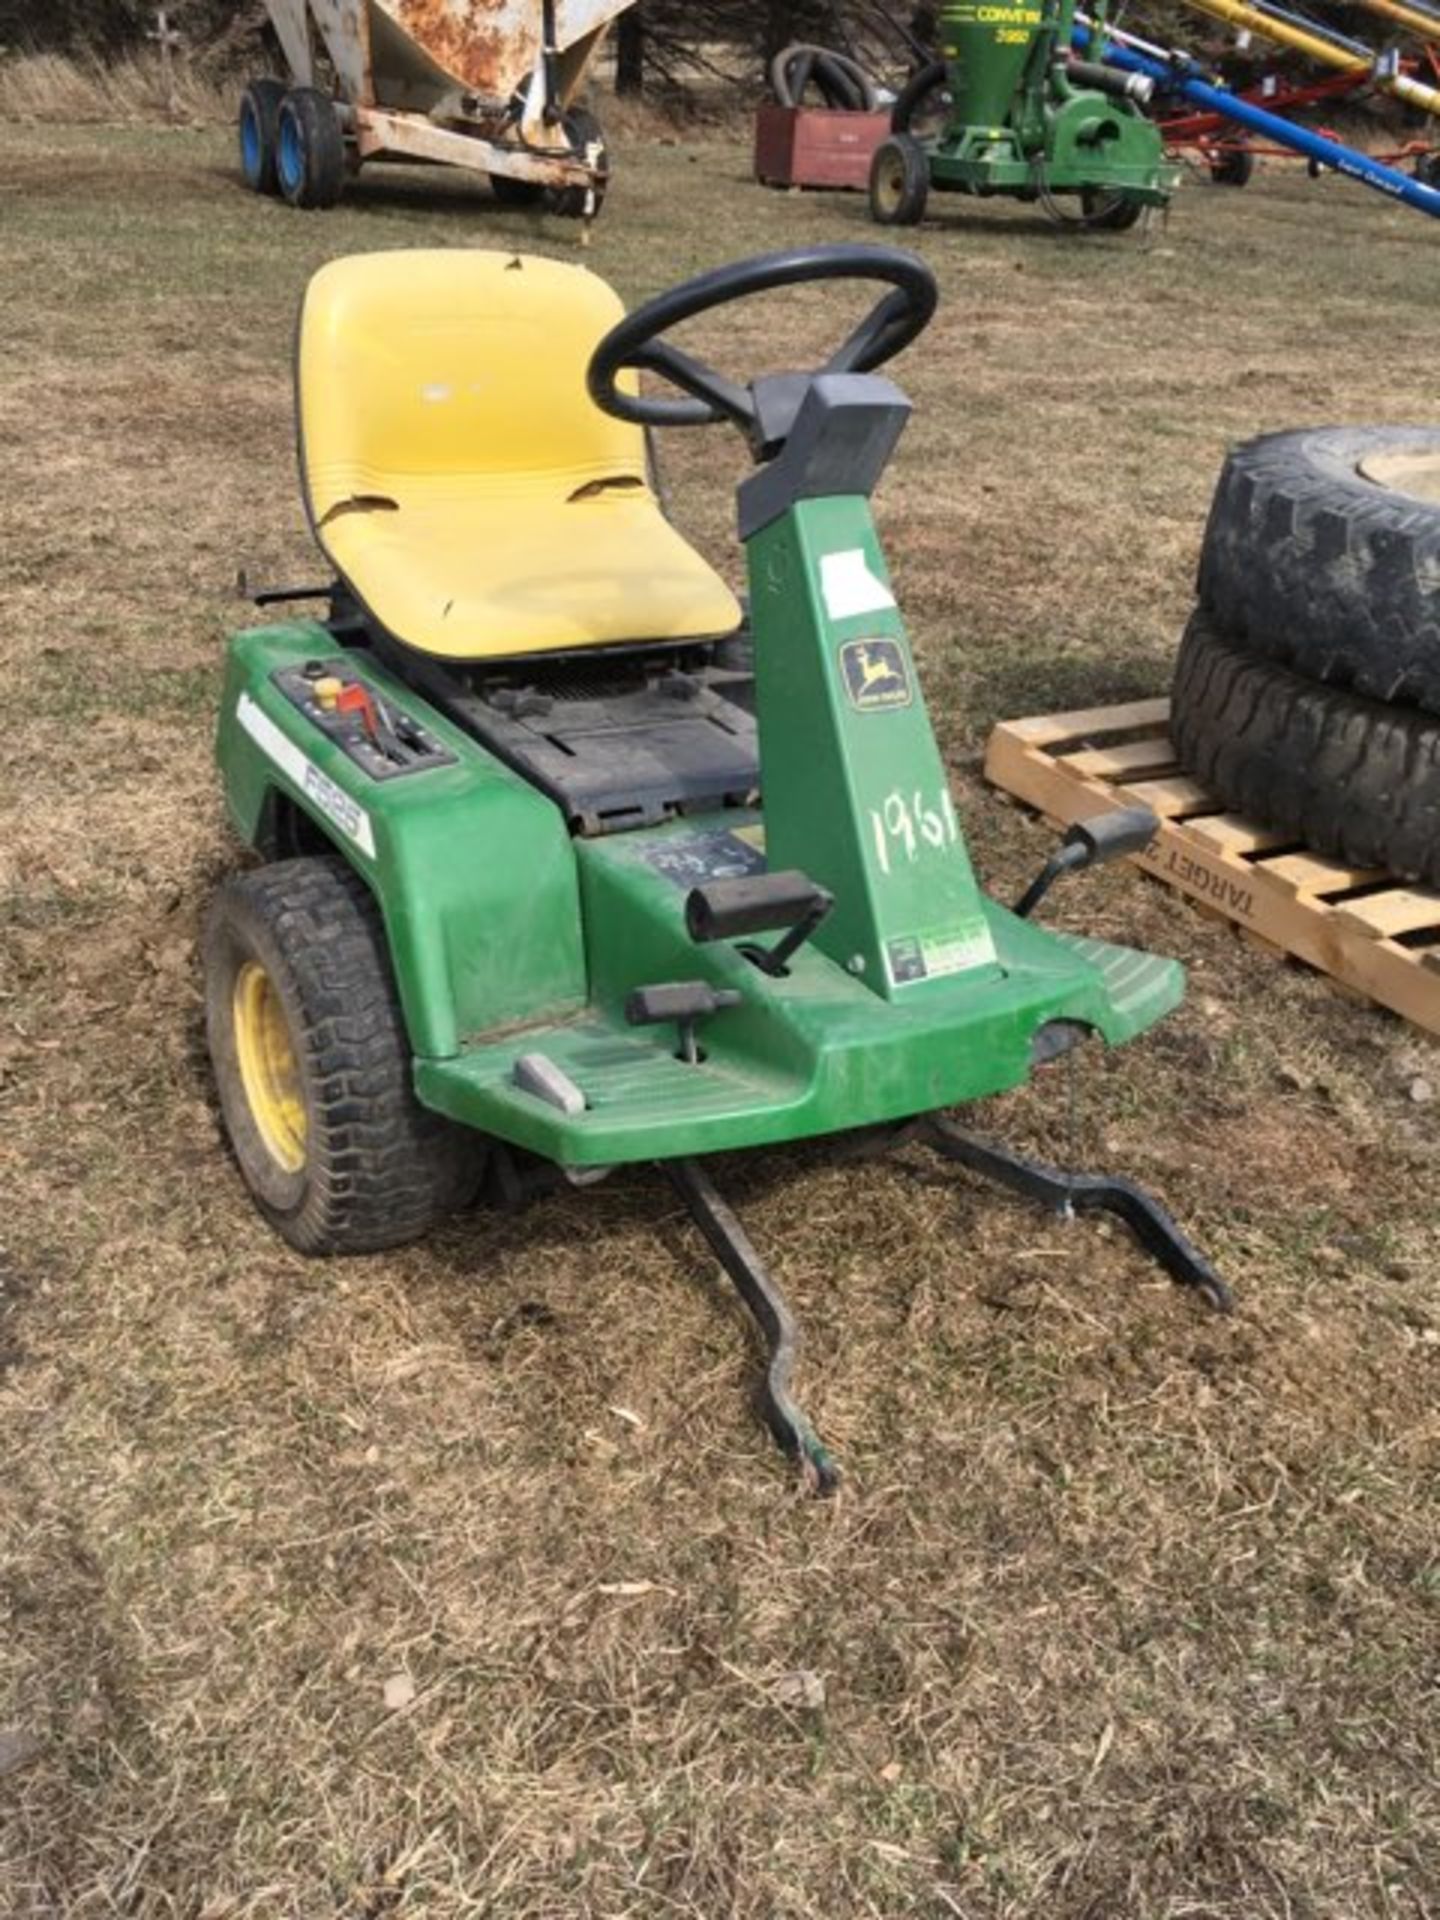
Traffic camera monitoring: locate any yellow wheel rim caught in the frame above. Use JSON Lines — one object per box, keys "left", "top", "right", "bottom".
{"left": 233, "top": 960, "right": 307, "bottom": 1174}
{"left": 876, "top": 153, "right": 904, "bottom": 215}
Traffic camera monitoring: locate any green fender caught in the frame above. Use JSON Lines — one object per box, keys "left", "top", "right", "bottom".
{"left": 215, "top": 624, "right": 586, "bottom": 1058}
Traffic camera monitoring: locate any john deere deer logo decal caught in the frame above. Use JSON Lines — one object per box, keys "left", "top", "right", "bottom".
{"left": 840, "top": 638, "right": 912, "bottom": 712}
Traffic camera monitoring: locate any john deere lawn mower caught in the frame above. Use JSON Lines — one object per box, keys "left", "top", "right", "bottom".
{"left": 870, "top": 0, "right": 1176, "bottom": 229}
{"left": 205, "top": 243, "right": 1227, "bottom": 1492}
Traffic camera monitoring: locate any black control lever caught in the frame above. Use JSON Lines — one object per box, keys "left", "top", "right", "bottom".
{"left": 626, "top": 981, "right": 743, "bottom": 1065}
{"left": 1013, "top": 806, "right": 1160, "bottom": 919}
{"left": 686, "top": 870, "right": 834, "bottom": 976}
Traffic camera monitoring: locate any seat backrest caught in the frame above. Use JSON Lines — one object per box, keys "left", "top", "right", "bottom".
{"left": 297, "top": 250, "right": 647, "bottom": 523}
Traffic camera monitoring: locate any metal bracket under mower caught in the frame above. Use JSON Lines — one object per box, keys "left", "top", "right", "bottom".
{"left": 665, "top": 1118, "right": 1232, "bottom": 1495}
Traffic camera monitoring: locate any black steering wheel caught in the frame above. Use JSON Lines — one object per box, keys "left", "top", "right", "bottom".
{"left": 586, "top": 244, "right": 938, "bottom": 443}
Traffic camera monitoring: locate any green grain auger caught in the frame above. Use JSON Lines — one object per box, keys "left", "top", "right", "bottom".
{"left": 870, "top": 0, "right": 1178, "bottom": 229}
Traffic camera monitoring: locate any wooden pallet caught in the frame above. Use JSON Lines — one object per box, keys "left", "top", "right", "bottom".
{"left": 984, "top": 696, "right": 1440, "bottom": 1037}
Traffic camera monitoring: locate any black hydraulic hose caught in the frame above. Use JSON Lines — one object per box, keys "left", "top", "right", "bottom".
{"left": 773, "top": 43, "right": 816, "bottom": 107}
{"left": 890, "top": 56, "right": 949, "bottom": 132}
{"left": 1064, "top": 56, "right": 1155, "bottom": 103}
{"left": 770, "top": 41, "right": 880, "bottom": 112}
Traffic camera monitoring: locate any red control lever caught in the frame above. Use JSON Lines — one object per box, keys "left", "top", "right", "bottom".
{"left": 335, "top": 680, "right": 381, "bottom": 744}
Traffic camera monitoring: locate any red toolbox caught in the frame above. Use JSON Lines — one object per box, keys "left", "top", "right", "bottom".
{"left": 753, "top": 103, "right": 892, "bottom": 190}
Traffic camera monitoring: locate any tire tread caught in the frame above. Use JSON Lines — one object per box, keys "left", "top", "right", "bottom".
{"left": 205, "top": 857, "right": 480, "bottom": 1255}
{"left": 1197, "top": 426, "right": 1440, "bottom": 712}
{"left": 277, "top": 86, "right": 345, "bottom": 211}
{"left": 1171, "top": 611, "right": 1440, "bottom": 885}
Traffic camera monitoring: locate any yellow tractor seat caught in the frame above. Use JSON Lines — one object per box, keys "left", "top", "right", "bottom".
{"left": 297, "top": 251, "right": 743, "bottom": 662}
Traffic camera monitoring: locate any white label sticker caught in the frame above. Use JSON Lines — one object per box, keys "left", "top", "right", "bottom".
{"left": 819, "top": 548, "right": 896, "bottom": 622}
{"left": 236, "top": 692, "right": 377, "bottom": 859}
{"left": 916, "top": 928, "right": 996, "bottom": 980}
{"left": 885, "top": 925, "right": 996, "bottom": 987}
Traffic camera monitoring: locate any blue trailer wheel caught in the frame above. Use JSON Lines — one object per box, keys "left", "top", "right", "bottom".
{"left": 275, "top": 88, "right": 346, "bottom": 211}
{"left": 277, "top": 107, "right": 304, "bottom": 198}
{"left": 237, "top": 77, "right": 286, "bottom": 196}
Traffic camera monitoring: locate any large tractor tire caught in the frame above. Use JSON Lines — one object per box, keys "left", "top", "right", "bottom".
{"left": 238, "top": 77, "right": 286, "bottom": 195}
{"left": 1170, "top": 611, "right": 1440, "bottom": 885}
{"left": 204, "top": 856, "right": 482, "bottom": 1254}
{"left": 1197, "top": 426, "right": 1440, "bottom": 713}
{"left": 275, "top": 86, "right": 346, "bottom": 210}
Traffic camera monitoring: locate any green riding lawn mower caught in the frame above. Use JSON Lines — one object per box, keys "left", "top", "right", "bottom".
{"left": 205, "top": 242, "right": 1228, "bottom": 1493}
{"left": 870, "top": 0, "right": 1176, "bottom": 230}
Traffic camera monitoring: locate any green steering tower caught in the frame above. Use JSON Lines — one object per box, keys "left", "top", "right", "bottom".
{"left": 871, "top": 0, "right": 1178, "bottom": 229}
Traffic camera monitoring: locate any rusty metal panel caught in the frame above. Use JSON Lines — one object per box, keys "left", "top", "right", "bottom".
{"left": 273, "top": 0, "right": 635, "bottom": 114}
{"left": 553, "top": 0, "right": 633, "bottom": 50}
{"left": 376, "top": 0, "right": 542, "bottom": 96}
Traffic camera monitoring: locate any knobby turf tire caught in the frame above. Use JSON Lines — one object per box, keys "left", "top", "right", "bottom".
{"left": 1196, "top": 426, "right": 1440, "bottom": 714}
{"left": 204, "top": 856, "right": 483, "bottom": 1254}
{"left": 1170, "top": 610, "right": 1440, "bottom": 885}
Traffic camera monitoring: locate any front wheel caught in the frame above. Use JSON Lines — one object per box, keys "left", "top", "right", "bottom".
{"left": 491, "top": 171, "right": 547, "bottom": 207}
{"left": 276, "top": 86, "right": 346, "bottom": 210}
{"left": 1079, "top": 188, "right": 1145, "bottom": 230}
{"left": 1210, "top": 142, "right": 1254, "bottom": 187}
{"left": 870, "top": 133, "right": 929, "bottom": 226}
{"left": 204, "top": 856, "right": 483, "bottom": 1253}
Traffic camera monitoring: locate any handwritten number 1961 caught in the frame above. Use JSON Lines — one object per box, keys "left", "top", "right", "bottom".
{"left": 870, "top": 788, "right": 959, "bottom": 876}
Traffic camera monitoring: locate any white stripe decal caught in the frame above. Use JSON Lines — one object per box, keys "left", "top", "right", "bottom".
{"left": 236, "top": 692, "right": 376, "bottom": 859}
{"left": 819, "top": 548, "right": 896, "bottom": 621}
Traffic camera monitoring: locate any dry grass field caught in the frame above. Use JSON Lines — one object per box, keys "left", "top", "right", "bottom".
{"left": 2, "top": 116, "right": 1438, "bottom": 1919}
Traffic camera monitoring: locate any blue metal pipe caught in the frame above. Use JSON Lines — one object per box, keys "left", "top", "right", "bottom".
{"left": 1074, "top": 21, "right": 1440, "bottom": 218}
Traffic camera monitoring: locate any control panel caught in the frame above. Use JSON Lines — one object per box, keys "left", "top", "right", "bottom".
{"left": 272, "top": 658, "right": 456, "bottom": 782}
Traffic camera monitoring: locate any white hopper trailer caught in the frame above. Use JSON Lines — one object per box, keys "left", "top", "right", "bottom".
{"left": 239, "top": 0, "right": 632, "bottom": 216}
